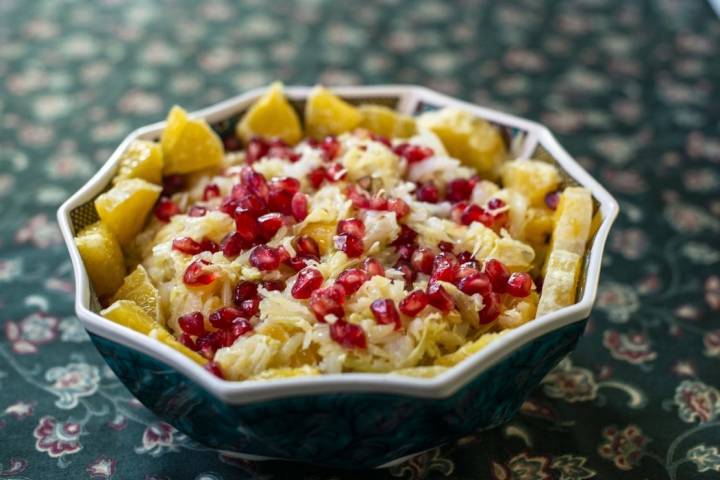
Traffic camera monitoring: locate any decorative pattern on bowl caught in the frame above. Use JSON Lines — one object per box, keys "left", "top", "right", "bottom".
{"left": 57, "top": 85, "right": 619, "bottom": 468}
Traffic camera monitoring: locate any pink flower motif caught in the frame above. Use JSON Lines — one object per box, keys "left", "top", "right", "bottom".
{"left": 705, "top": 276, "right": 720, "bottom": 311}
{"left": 596, "top": 282, "right": 639, "bottom": 323}
{"left": 609, "top": 228, "right": 648, "bottom": 260}
{"left": 33, "top": 416, "right": 83, "bottom": 458}
{"left": 603, "top": 330, "right": 657, "bottom": 365}
{"left": 86, "top": 456, "right": 117, "bottom": 479}
{"left": 107, "top": 414, "right": 128, "bottom": 431}
{"left": 598, "top": 425, "right": 648, "bottom": 471}
{"left": 4, "top": 312, "right": 58, "bottom": 354}
{"left": 14, "top": 214, "right": 62, "bottom": 248}
{"left": 3, "top": 401, "right": 35, "bottom": 420}
{"left": 664, "top": 203, "right": 720, "bottom": 233}
{"left": 674, "top": 380, "right": 720, "bottom": 423}
{"left": 134, "top": 422, "right": 186, "bottom": 457}
{"left": 602, "top": 169, "right": 647, "bottom": 194}
{"left": 704, "top": 330, "right": 720, "bottom": 358}
{"left": 0, "top": 458, "right": 28, "bottom": 476}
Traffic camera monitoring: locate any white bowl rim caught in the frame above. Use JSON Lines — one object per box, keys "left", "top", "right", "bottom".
{"left": 57, "top": 84, "right": 619, "bottom": 405}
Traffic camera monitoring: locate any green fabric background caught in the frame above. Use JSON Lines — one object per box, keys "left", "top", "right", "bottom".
{"left": 1, "top": 0, "right": 719, "bottom": 478}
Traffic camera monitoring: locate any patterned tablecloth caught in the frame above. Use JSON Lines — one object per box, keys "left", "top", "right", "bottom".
{"left": 1, "top": 0, "right": 719, "bottom": 478}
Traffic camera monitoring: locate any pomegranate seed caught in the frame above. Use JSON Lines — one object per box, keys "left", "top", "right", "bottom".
{"left": 456, "top": 263, "right": 480, "bottom": 280}
{"left": 399, "top": 290, "right": 429, "bottom": 316}
{"left": 411, "top": 247, "right": 435, "bottom": 274}
{"left": 155, "top": 197, "right": 180, "bottom": 222}
{"left": 267, "top": 144, "right": 300, "bottom": 163}
{"left": 261, "top": 280, "right": 285, "bottom": 292}
{"left": 178, "top": 311, "right": 206, "bottom": 336}
{"left": 245, "top": 137, "right": 270, "bottom": 164}
{"left": 183, "top": 260, "right": 217, "bottom": 286}
{"left": 318, "top": 136, "right": 341, "bottom": 161}
{"left": 329, "top": 320, "right": 367, "bottom": 349}
{"left": 270, "top": 177, "right": 301, "bottom": 195}
{"left": 450, "top": 201, "right": 468, "bottom": 223}
{"left": 237, "top": 192, "right": 267, "bottom": 217}
{"left": 369, "top": 133, "right": 391, "bottom": 148}
{"left": 484, "top": 259, "right": 510, "bottom": 293}
{"left": 387, "top": 198, "right": 410, "bottom": 219}
{"left": 285, "top": 255, "right": 313, "bottom": 271}
{"left": 368, "top": 195, "right": 389, "bottom": 210}
{"left": 486, "top": 198, "right": 509, "bottom": 228}
{"left": 238, "top": 297, "right": 260, "bottom": 318}
{"left": 457, "top": 251, "right": 475, "bottom": 264}
{"left": 250, "top": 245, "right": 280, "bottom": 271}
{"left": 336, "top": 268, "right": 369, "bottom": 295}
{"left": 204, "top": 361, "right": 225, "bottom": 378}
{"left": 446, "top": 178, "right": 473, "bottom": 202}
{"left": 219, "top": 197, "right": 239, "bottom": 216}
{"left": 257, "top": 213, "right": 285, "bottom": 241}
{"left": 438, "top": 241, "right": 454, "bottom": 253}
{"left": 325, "top": 163, "right": 346, "bottom": 182}
{"left": 457, "top": 272, "right": 492, "bottom": 297}
{"left": 209, "top": 306, "right": 244, "bottom": 329}
{"left": 370, "top": 299, "right": 401, "bottom": 330}
{"left": 394, "top": 261, "right": 416, "bottom": 285}
{"left": 223, "top": 135, "right": 242, "bottom": 152}
{"left": 362, "top": 257, "right": 385, "bottom": 277}
{"left": 220, "top": 232, "right": 248, "bottom": 257}
{"left": 309, "top": 284, "right": 346, "bottom": 321}
{"left": 334, "top": 233, "right": 364, "bottom": 257}
{"left": 393, "top": 143, "right": 434, "bottom": 163}
{"left": 416, "top": 182, "right": 439, "bottom": 203}
{"left": 275, "top": 246, "right": 290, "bottom": 264}
{"left": 172, "top": 237, "right": 204, "bottom": 255}
{"left": 346, "top": 185, "right": 370, "bottom": 208}
{"left": 230, "top": 318, "right": 254, "bottom": 339}
{"left": 308, "top": 167, "right": 326, "bottom": 189}
{"left": 234, "top": 208, "right": 259, "bottom": 243}
{"left": 460, "top": 204, "right": 494, "bottom": 227}
{"left": 291, "top": 267, "right": 324, "bottom": 299}
{"left": 396, "top": 243, "right": 416, "bottom": 262}
{"left": 188, "top": 205, "right": 207, "bottom": 217}
{"left": 545, "top": 191, "right": 560, "bottom": 210}
{"left": 337, "top": 218, "right": 365, "bottom": 237}
{"left": 233, "top": 281, "right": 258, "bottom": 305}
{"left": 392, "top": 224, "right": 418, "bottom": 246}
{"left": 240, "top": 167, "right": 269, "bottom": 200}
{"left": 180, "top": 333, "right": 197, "bottom": 350}
{"left": 295, "top": 235, "right": 320, "bottom": 257}
{"left": 479, "top": 292, "right": 501, "bottom": 324}
{"left": 506, "top": 272, "right": 533, "bottom": 297}
{"left": 196, "top": 333, "right": 219, "bottom": 359}
{"left": 431, "top": 252, "right": 459, "bottom": 283}
{"left": 426, "top": 282, "right": 454, "bottom": 312}
{"left": 291, "top": 192, "right": 309, "bottom": 221}
{"left": 162, "top": 175, "right": 185, "bottom": 196}
{"left": 487, "top": 198, "right": 506, "bottom": 211}
{"left": 203, "top": 183, "right": 221, "bottom": 201}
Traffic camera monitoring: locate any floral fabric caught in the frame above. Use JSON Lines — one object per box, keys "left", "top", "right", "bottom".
{"left": 1, "top": 0, "right": 719, "bottom": 478}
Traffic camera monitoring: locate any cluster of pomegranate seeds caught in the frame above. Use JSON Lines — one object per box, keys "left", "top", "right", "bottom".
{"left": 457, "top": 272, "right": 492, "bottom": 297}
{"left": 370, "top": 299, "right": 401, "bottom": 330}
{"left": 484, "top": 259, "right": 510, "bottom": 293}
{"left": 309, "top": 136, "right": 341, "bottom": 161}
{"left": 178, "top": 311, "right": 206, "bottom": 336}
{"left": 203, "top": 183, "right": 220, "bottom": 201}
{"left": 345, "top": 185, "right": 410, "bottom": 219}
{"left": 246, "top": 137, "right": 300, "bottom": 164}
{"left": 155, "top": 197, "right": 180, "bottom": 222}
{"left": 233, "top": 281, "right": 260, "bottom": 318}
{"left": 309, "top": 284, "right": 346, "bottom": 322}
{"left": 457, "top": 198, "right": 508, "bottom": 230}
{"left": 329, "top": 320, "right": 367, "bottom": 349}
{"left": 415, "top": 182, "right": 440, "bottom": 203}
{"left": 177, "top": 306, "right": 255, "bottom": 360}
{"left": 291, "top": 267, "right": 324, "bottom": 299}
{"left": 393, "top": 143, "right": 434, "bottom": 163}
{"left": 399, "top": 290, "right": 429, "bottom": 316}
{"left": 183, "top": 260, "right": 217, "bottom": 286}
{"left": 209, "top": 306, "right": 244, "bottom": 329}
{"left": 335, "top": 217, "right": 365, "bottom": 258}
{"left": 172, "top": 237, "right": 218, "bottom": 255}
{"left": 445, "top": 178, "right": 473, "bottom": 202}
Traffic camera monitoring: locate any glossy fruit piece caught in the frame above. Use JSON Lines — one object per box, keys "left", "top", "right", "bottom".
{"left": 370, "top": 299, "right": 401, "bottom": 330}
{"left": 178, "top": 311, "right": 206, "bottom": 336}
{"left": 336, "top": 268, "right": 369, "bottom": 295}
{"left": 75, "top": 221, "right": 126, "bottom": 297}
{"left": 417, "top": 107, "right": 506, "bottom": 175}
{"left": 109, "top": 265, "right": 159, "bottom": 319}
{"left": 358, "top": 104, "right": 416, "bottom": 138}
{"left": 362, "top": 257, "right": 385, "bottom": 277}
{"left": 101, "top": 299, "right": 155, "bottom": 334}
{"left": 94, "top": 178, "right": 162, "bottom": 245}
{"left": 233, "top": 281, "right": 259, "bottom": 306}
{"left": 506, "top": 272, "right": 533, "bottom": 297}
{"left": 334, "top": 233, "right": 364, "bottom": 257}
{"left": 537, "top": 249, "right": 583, "bottom": 317}
{"left": 112, "top": 140, "right": 163, "bottom": 185}
{"left": 550, "top": 187, "right": 593, "bottom": 255}
{"left": 208, "top": 307, "right": 244, "bottom": 329}
{"left": 426, "top": 282, "right": 454, "bottom": 312}
{"left": 484, "top": 258, "right": 510, "bottom": 293}
{"left": 161, "top": 105, "right": 224, "bottom": 174}
{"left": 183, "top": 260, "right": 217, "bottom": 286}
{"left": 250, "top": 245, "right": 282, "bottom": 271}
{"left": 154, "top": 197, "right": 180, "bottom": 222}
{"left": 329, "top": 320, "right": 367, "bottom": 349}
{"left": 236, "top": 82, "right": 303, "bottom": 145}
{"left": 309, "top": 284, "right": 346, "bottom": 321}
{"left": 501, "top": 159, "right": 561, "bottom": 206}
{"left": 305, "top": 86, "right": 363, "bottom": 138}
{"left": 399, "top": 290, "right": 429, "bottom": 317}
{"left": 291, "top": 267, "right": 324, "bottom": 299}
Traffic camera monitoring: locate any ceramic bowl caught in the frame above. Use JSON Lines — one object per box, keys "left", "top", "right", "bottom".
{"left": 57, "top": 85, "right": 619, "bottom": 469}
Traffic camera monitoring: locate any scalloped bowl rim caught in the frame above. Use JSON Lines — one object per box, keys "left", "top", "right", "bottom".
{"left": 57, "top": 85, "right": 619, "bottom": 405}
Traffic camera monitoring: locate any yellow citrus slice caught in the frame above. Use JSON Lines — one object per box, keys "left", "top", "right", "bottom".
{"left": 112, "top": 140, "right": 163, "bottom": 185}
{"left": 236, "top": 82, "right": 303, "bottom": 145}
{"left": 501, "top": 159, "right": 561, "bottom": 206}
{"left": 358, "top": 104, "right": 416, "bottom": 138}
{"left": 551, "top": 187, "right": 593, "bottom": 255}
{"left": 110, "top": 265, "right": 159, "bottom": 320}
{"left": 305, "top": 86, "right": 362, "bottom": 138}
{"left": 75, "top": 221, "right": 126, "bottom": 297}
{"left": 536, "top": 249, "right": 583, "bottom": 316}
{"left": 94, "top": 178, "right": 161, "bottom": 245}
{"left": 161, "top": 106, "right": 224, "bottom": 174}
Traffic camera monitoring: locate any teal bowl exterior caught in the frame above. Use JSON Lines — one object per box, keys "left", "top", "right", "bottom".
{"left": 90, "top": 319, "right": 587, "bottom": 469}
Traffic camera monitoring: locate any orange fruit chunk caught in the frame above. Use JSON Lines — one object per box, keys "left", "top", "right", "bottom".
{"left": 94, "top": 178, "right": 161, "bottom": 245}
{"left": 161, "top": 106, "right": 224, "bottom": 174}
{"left": 113, "top": 140, "right": 163, "bottom": 185}
{"left": 75, "top": 221, "right": 126, "bottom": 297}
{"left": 305, "top": 86, "right": 362, "bottom": 138}
{"left": 236, "top": 82, "right": 302, "bottom": 145}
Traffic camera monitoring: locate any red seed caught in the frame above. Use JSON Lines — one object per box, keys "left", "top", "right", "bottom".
{"left": 250, "top": 245, "right": 281, "bottom": 271}
{"left": 295, "top": 235, "right": 320, "bottom": 257}
{"left": 336, "top": 268, "right": 369, "bottom": 295}
{"left": 291, "top": 192, "right": 309, "bottom": 221}
{"left": 309, "top": 284, "right": 346, "bottom": 321}
{"left": 393, "top": 143, "right": 434, "bottom": 163}
{"left": 261, "top": 279, "right": 285, "bottom": 292}
{"left": 487, "top": 197, "right": 506, "bottom": 211}
{"left": 155, "top": 197, "right": 180, "bottom": 222}
{"left": 426, "top": 282, "right": 454, "bottom": 312}
{"left": 396, "top": 243, "right": 416, "bottom": 262}
{"left": 267, "top": 188, "right": 293, "bottom": 215}
{"left": 411, "top": 247, "right": 435, "bottom": 274}
{"left": 180, "top": 333, "right": 197, "bottom": 350}
{"left": 460, "top": 204, "right": 494, "bottom": 227}
{"left": 392, "top": 224, "right": 418, "bottom": 246}
{"left": 238, "top": 297, "right": 260, "bottom": 318}
{"left": 234, "top": 208, "right": 259, "bottom": 243}
{"left": 334, "top": 233, "right": 364, "bottom": 257}
{"left": 230, "top": 318, "right": 254, "bottom": 339}
{"left": 325, "top": 163, "right": 346, "bottom": 182}
{"left": 220, "top": 232, "right": 249, "bottom": 257}
{"left": 484, "top": 259, "right": 510, "bottom": 293}
{"left": 399, "top": 290, "right": 429, "bottom": 316}
{"left": 370, "top": 299, "right": 401, "bottom": 330}
{"left": 387, "top": 198, "right": 410, "bottom": 219}
{"left": 204, "top": 361, "right": 225, "bottom": 379}
{"left": 237, "top": 192, "right": 267, "bottom": 217}
{"left": 456, "top": 263, "right": 480, "bottom": 280}
{"left": 318, "top": 136, "right": 341, "bottom": 161}
{"left": 291, "top": 267, "right": 324, "bottom": 299}
{"left": 188, "top": 205, "right": 207, "bottom": 217}
{"left": 267, "top": 143, "right": 300, "bottom": 162}
{"left": 457, "top": 272, "right": 492, "bottom": 297}
{"left": 506, "top": 272, "right": 533, "bottom": 297}
{"left": 233, "top": 281, "right": 258, "bottom": 305}
{"left": 270, "top": 177, "right": 301, "bottom": 195}
{"left": 285, "top": 255, "right": 313, "bottom": 272}
{"left": 431, "top": 252, "right": 459, "bottom": 283}
{"left": 209, "top": 306, "right": 244, "bottom": 329}
{"left": 162, "top": 175, "right": 185, "bottom": 196}
{"left": 545, "top": 191, "right": 560, "bottom": 210}
{"left": 450, "top": 201, "right": 468, "bottom": 224}
{"left": 346, "top": 185, "right": 370, "bottom": 208}
{"left": 218, "top": 197, "right": 240, "bottom": 216}
{"left": 479, "top": 292, "right": 501, "bottom": 324}
{"left": 240, "top": 167, "right": 269, "bottom": 200}
{"left": 257, "top": 213, "right": 285, "bottom": 241}
{"left": 245, "top": 137, "right": 270, "bottom": 164}
{"left": 308, "top": 167, "right": 326, "bottom": 189}
{"left": 369, "top": 133, "right": 391, "bottom": 148}
{"left": 395, "top": 261, "right": 417, "bottom": 286}
{"left": 172, "top": 237, "right": 204, "bottom": 255}
{"left": 337, "top": 218, "right": 365, "bottom": 237}
{"left": 368, "top": 195, "right": 389, "bottom": 211}
{"left": 446, "top": 178, "right": 473, "bottom": 202}
{"left": 178, "top": 311, "right": 206, "bottom": 336}
{"left": 203, "top": 183, "right": 221, "bottom": 201}
{"left": 183, "top": 260, "right": 217, "bottom": 286}
{"left": 196, "top": 333, "right": 219, "bottom": 359}
{"left": 329, "top": 320, "right": 367, "bottom": 349}
{"left": 362, "top": 257, "right": 385, "bottom": 277}
{"left": 275, "top": 246, "right": 290, "bottom": 264}
{"left": 438, "top": 241, "right": 454, "bottom": 253}
{"left": 416, "top": 182, "right": 440, "bottom": 203}
{"left": 456, "top": 251, "right": 475, "bottom": 264}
